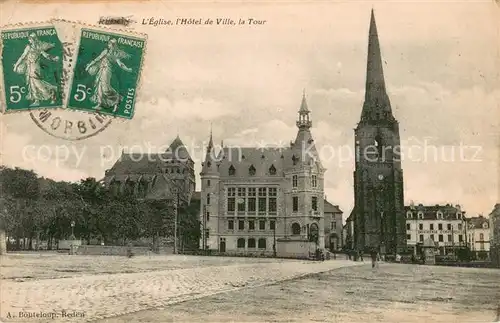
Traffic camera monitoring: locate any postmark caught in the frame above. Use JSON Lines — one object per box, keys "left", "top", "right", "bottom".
{"left": 0, "top": 23, "right": 64, "bottom": 112}
{"left": 23, "top": 21, "right": 114, "bottom": 140}
{"left": 29, "top": 108, "right": 112, "bottom": 141}
{"left": 66, "top": 27, "right": 147, "bottom": 119}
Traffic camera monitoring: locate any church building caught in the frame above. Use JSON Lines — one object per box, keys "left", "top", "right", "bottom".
{"left": 199, "top": 95, "right": 326, "bottom": 257}
{"left": 352, "top": 10, "right": 407, "bottom": 255}
{"left": 102, "top": 136, "right": 196, "bottom": 205}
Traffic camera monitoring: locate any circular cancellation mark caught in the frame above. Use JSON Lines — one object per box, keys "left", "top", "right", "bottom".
{"left": 30, "top": 108, "right": 112, "bottom": 140}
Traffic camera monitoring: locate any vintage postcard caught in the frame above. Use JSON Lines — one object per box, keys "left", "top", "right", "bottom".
{"left": 0, "top": 1, "right": 499, "bottom": 323}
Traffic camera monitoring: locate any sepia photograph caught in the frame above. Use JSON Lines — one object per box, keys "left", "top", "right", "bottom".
{"left": 0, "top": 0, "right": 499, "bottom": 322}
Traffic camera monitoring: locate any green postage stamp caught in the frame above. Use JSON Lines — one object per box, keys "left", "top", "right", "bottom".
{"left": 0, "top": 23, "right": 64, "bottom": 111}
{"left": 66, "top": 27, "right": 147, "bottom": 119}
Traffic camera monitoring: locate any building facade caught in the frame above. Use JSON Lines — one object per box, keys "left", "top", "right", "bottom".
{"left": 405, "top": 204, "right": 467, "bottom": 256}
{"left": 324, "top": 200, "right": 343, "bottom": 251}
{"left": 466, "top": 216, "right": 490, "bottom": 259}
{"left": 353, "top": 10, "right": 406, "bottom": 255}
{"left": 103, "top": 136, "right": 196, "bottom": 204}
{"left": 199, "top": 95, "right": 326, "bottom": 257}
{"left": 489, "top": 204, "right": 500, "bottom": 267}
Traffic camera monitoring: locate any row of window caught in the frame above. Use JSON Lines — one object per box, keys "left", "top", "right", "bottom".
{"left": 406, "top": 211, "right": 463, "bottom": 220}
{"left": 227, "top": 197, "right": 277, "bottom": 213}
{"left": 228, "top": 187, "right": 278, "bottom": 197}
{"left": 292, "top": 175, "right": 317, "bottom": 188}
{"left": 225, "top": 195, "right": 319, "bottom": 214}
{"left": 469, "top": 233, "right": 485, "bottom": 241}
{"left": 228, "top": 164, "right": 277, "bottom": 176}
{"left": 406, "top": 223, "right": 463, "bottom": 231}
{"left": 228, "top": 219, "right": 276, "bottom": 231}
{"left": 407, "top": 234, "right": 464, "bottom": 243}
{"left": 236, "top": 237, "right": 268, "bottom": 249}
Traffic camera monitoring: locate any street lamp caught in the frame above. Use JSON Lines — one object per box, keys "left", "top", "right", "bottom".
{"left": 273, "top": 224, "right": 276, "bottom": 257}
{"left": 70, "top": 221, "right": 75, "bottom": 240}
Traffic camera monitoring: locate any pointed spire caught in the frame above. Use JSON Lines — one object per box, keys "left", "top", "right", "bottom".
{"left": 202, "top": 127, "right": 218, "bottom": 175}
{"left": 361, "top": 9, "right": 393, "bottom": 122}
{"left": 299, "top": 90, "right": 309, "bottom": 113}
{"left": 207, "top": 123, "right": 214, "bottom": 153}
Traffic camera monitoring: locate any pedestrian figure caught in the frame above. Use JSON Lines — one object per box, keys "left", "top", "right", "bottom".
{"left": 370, "top": 249, "right": 377, "bottom": 268}
{"left": 359, "top": 250, "right": 364, "bottom": 262}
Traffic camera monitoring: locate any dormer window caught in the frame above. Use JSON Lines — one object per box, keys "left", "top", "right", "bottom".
{"left": 437, "top": 211, "right": 443, "bottom": 220}
{"left": 269, "top": 164, "right": 276, "bottom": 175}
{"left": 456, "top": 212, "right": 462, "bottom": 219}
{"left": 406, "top": 211, "right": 413, "bottom": 219}
{"left": 229, "top": 165, "right": 236, "bottom": 176}
{"left": 417, "top": 211, "right": 424, "bottom": 219}
{"left": 483, "top": 222, "right": 489, "bottom": 229}
{"left": 249, "top": 165, "right": 256, "bottom": 176}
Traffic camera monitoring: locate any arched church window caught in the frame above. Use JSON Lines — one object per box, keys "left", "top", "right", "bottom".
{"left": 292, "top": 155, "right": 298, "bottom": 165}
{"left": 229, "top": 165, "right": 236, "bottom": 176}
{"left": 312, "top": 175, "right": 317, "bottom": 188}
{"left": 292, "top": 175, "right": 298, "bottom": 188}
{"left": 291, "top": 223, "right": 301, "bottom": 235}
{"left": 206, "top": 161, "right": 211, "bottom": 168}
{"left": 249, "top": 165, "right": 256, "bottom": 176}
{"left": 269, "top": 164, "right": 276, "bottom": 175}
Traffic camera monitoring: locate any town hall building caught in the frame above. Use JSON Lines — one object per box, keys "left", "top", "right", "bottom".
{"left": 199, "top": 95, "right": 326, "bottom": 258}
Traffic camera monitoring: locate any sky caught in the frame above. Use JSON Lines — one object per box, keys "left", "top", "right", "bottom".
{"left": 1, "top": 0, "right": 499, "bottom": 218}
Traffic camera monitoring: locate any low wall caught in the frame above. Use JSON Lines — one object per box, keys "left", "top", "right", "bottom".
{"left": 276, "top": 239, "right": 316, "bottom": 259}
{"left": 76, "top": 245, "right": 151, "bottom": 256}
{"left": 58, "top": 240, "right": 83, "bottom": 250}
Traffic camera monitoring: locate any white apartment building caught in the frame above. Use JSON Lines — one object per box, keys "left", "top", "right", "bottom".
{"left": 467, "top": 216, "right": 490, "bottom": 259}
{"left": 405, "top": 203, "right": 467, "bottom": 255}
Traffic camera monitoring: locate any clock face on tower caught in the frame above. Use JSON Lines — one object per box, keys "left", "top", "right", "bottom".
{"left": 378, "top": 174, "right": 384, "bottom": 180}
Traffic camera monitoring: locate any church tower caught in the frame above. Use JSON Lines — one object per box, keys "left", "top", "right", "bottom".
{"left": 200, "top": 127, "right": 220, "bottom": 250}
{"left": 353, "top": 10, "right": 406, "bottom": 254}
{"left": 284, "top": 93, "right": 325, "bottom": 248}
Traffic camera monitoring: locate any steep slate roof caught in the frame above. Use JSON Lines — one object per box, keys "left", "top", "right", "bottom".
{"left": 217, "top": 147, "right": 293, "bottom": 178}
{"left": 105, "top": 136, "right": 192, "bottom": 178}
{"left": 324, "top": 200, "right": 343, "bottom": 214}
{"left": 467, "top": 216, "right": 489, "bottom": 229}
{"left": 167, "top": 135, "right": 192, "bottom": 161}
{"left": 404, "top": 204, "right": 465, "bottom": 220}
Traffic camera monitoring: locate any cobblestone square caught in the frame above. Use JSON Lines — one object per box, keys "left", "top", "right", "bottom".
{"left": 0, "top": 253, "right": 361, "bottom": 322}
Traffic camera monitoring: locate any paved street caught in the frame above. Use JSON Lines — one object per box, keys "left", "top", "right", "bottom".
{"left": 103, "top": 263, "right": 500, "bottom": 323}
{"left": 0, "top": 254, "right": 361, "bottom": 322}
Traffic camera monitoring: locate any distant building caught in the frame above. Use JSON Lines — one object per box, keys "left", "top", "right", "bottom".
{"left": 352, "top": 10, "right": 406, "bottom": 255}
{"left": 489, "top": 204, "right": 500, "bottom": 267}
{"left": 324, "top": 200, "right": 343, "bottom": 251}
{"left": 343, "top": 210, "right": 355, "bottom": 251}
{"left": 405, "top": 203, "right": 467, "bottom": 256}
{"left": 102, "top": 136, "right": 196, "bottom": 204}
{"left": 466, "top": 215, "right": 490, "bottom": 259}
{"left": 199, "top": 94, "right": 326, "bottom": 258}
